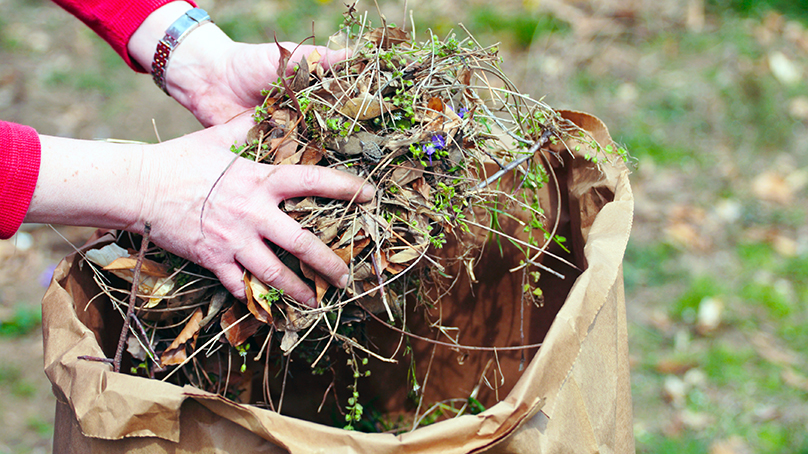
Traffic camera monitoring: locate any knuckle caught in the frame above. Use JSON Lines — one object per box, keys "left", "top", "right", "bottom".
{"left": 298, "top": 165, "right": 322, "bottom": 191}
{"left": 257, "top": 261, "right": 284, "bottom": 287}
{"left": 288, "top": 228, "right": 317, "bottom": 256}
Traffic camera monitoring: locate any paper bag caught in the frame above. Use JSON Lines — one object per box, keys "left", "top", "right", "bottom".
{"left": 43, "top": 110, "right": 634, "bottom": 453}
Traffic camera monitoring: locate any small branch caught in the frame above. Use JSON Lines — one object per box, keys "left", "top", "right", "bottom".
{"left": 473, "top": 128, "right": 552, "bottom": 191}
{"left": 77, "top": 355, "right": 113, "bottom": 364}
{"left": 113, "top": 223, "right": 151, "bottom": 373}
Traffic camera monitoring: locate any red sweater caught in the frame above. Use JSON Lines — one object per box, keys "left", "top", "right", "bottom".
{"left": 1, "top": 0, "right": 195, "bottom": 239}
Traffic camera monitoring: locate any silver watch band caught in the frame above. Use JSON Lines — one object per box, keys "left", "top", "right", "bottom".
{"left": 151, "top": 7, "right": 212, "bottom": 95}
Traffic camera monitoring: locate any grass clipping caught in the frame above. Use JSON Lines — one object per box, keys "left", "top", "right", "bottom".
{"left": 85, "top": 11, "right": 626, "bottom": 433}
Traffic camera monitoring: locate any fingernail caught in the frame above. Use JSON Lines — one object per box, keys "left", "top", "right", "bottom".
{"left": 361, "top": 184, "right": 376, "bottom": 200}
{"left": 338, "top": 273, "right": 349, "bottom": 288}
{"left": 305, "top": 297, "right": 318, "bottom": 308}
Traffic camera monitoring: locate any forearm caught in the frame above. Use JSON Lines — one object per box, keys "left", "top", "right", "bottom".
{"left": 24, "top": 136, "right": 148, "bottom": 233}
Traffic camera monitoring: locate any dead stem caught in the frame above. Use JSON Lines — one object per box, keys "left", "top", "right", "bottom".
{"left": 113, "top": 222, "right": 151, "bottom": 373}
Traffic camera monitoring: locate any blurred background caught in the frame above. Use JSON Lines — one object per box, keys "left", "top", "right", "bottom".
{"left": 1, "top": 0, "right": 807, "bottom": 452}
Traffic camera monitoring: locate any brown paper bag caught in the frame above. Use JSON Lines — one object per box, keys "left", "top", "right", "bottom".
{"left": 43, "top": 110, "right": 634, "bottom": 453}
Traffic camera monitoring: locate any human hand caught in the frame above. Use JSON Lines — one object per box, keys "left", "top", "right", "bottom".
{"left": 138, "top": 116, "right": 374, "bottom": 305}
{"left": 27, "top": 115, "right": 374, "bottom": 306}
{"left": 128, "top": 2, "right": 348, "bottom": 127}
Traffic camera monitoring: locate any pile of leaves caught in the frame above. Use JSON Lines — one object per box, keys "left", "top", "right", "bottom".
{"left": 82, "top": 9, "right": 626, "bottom": 432}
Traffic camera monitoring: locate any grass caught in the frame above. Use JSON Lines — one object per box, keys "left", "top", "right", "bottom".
{"left": 0, "top": 305, "right": 41, "bottom": 337}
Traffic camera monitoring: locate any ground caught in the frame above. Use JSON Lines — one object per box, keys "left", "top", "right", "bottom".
{"left": 1, "top": 0, "right": 807, "bottom": 452}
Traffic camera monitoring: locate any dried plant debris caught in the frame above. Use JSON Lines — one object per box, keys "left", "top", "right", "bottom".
{"left": 81, "top": 11, "right": 627, "bottom": 432}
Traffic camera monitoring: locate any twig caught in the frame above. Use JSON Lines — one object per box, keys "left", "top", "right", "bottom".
{"left": 370, "top": 252, "right": 395, "bottom": 322}
{"left": 77, "top": 355, "right": 113, "bottom": 364}
{"left": 113, "top": 222, "right": 151, "bottom": 373}
{"left": 473, "top": 128, "right": 552, "bottom": 191}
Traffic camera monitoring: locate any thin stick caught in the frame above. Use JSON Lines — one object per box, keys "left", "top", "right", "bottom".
{"left": 113, "top": 223, "right": 151, "bottom": 373}
{"left": 410, "top": 341, "right": 438, "bottom": 431}
{"left": 277, "top": 355, "right": 291, "bottom": 415}
{"left": 370, "top": 252, "right": 395, "bottom": 322}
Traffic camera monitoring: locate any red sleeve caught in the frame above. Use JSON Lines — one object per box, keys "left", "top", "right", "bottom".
{"left": 50, "top": 0, "right": 197, "bottom": 73}
{"left": 1, "top": 121, "right": 41, "bottom": 240}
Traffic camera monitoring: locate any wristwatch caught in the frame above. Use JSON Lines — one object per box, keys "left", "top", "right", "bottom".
{"left": 151, "top": 8, "right": 212, "bottom": 95}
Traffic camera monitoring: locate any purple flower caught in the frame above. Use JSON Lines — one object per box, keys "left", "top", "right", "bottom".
{"left": 431, "top": 134, "right": 446, "bottom": 149}
{"left": 424, "top": 144, "right": 436, "bottom": 165}
{"left": 458, "top": 107, "right": 469, "bottom": 119}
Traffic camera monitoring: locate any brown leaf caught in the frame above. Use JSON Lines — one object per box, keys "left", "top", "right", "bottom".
{"left": 391, "top": 164, "right": 424, "bottom": 186}
{"left": 315, "top": 274, "right": 329, "bottom": 305}
{"left": 221, "top": 303, "right": 263, "bottom": 347}
{"left": 364, "top": 26, "right": 411, "bottom": 49}
{"left": 103, "top": 256, "right": 169, "bottom": 278}
{"left": 243, "top": 273, "right": 273, "bottom": 324}
{"left": 388, "top": 245, "right": 424, "bottom": 263}
{"left": 299, "top": 261, "right": 316, "bottom": 281}
{"left": 411, "top": 176, "right": 432, "bottom": 201}
{"left": 299, "top": 143, "right": 324, "bottom": 166}
{"left": 290, "top": 57, "right": 310, "bottom": 92}
{"left": 275, "top": 38, "right": 292, "bottom": 79}
{"left": 272, "top": 137, "right": 300, "bottom": 165}
{"left": 339, "top": 94, "right": 398, "bottom": 120}
{"left": 333, "top": 237, "right": 371, "bottom": 264}
{"left": 306, "top": 49, "right": 322, "bottom": 71}
{"left": 457, "top": 67, "right": 473, "bottom": 86}
{"left": 427, "top": 97, "right": 444, "bottom": 117}
{"left": 160, "top": 308, "right": 204, "bottom": 366}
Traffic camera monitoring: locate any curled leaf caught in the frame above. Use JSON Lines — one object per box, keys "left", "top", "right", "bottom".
{"left": 160, "top": 308, "right": 204, "bottom": 366}
{"left": 243, "top": 273, "right": 273, "bottom": 324}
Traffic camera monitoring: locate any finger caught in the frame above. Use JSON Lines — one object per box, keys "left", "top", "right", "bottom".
{"left": 214, "top": 262, "right": 249, "bottom": 301}
{"left": 267, "top": 165, "right": 375, "bottom": 204}
{"left": 281, "top": 44, "right": 350, "bottom": 75}
{"left": 314, "top": 47, "right": 352, "bottom": 70}
{"left": 260, "top": 208, "right": 349, "bottom": 289}
{"left": 235, "top": 240, "right": 317, "bottom": 307}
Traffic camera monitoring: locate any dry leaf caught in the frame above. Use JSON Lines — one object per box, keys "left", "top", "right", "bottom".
{"left": 278, "top": 148, "right": 305, "bottom": 166}
{"left": 299, "top": 143, "right": 324, "bottom": 166}
{"left": 243, "top": 273, "right": 273, "bottom": 324}
{"left": 160, "top": 308, "right": 204, "bottom": 366}
{"left": 299, "top": 261, "right": 316, "bottom": 281}
{"left": 427, "top": 97, "right": 444, "bottom": 117}
{"left": 290, "top": 57, "right": 310, "bottom": 92}
{"left": 388, "top": 244, "right": 424, "bottom": 263}
{"left": 280, "top": 330, "right": 299, "bottom": 353}
{"left": 391, "top": 164, "right": 424, "bottom": 186}
{"left": 306, "top": 49, "right": 322, "bottom": 71}
{"left": 276, "top": 40, "right": 292, "bottom": 78}
{"left": 339, "top": 94, "right": 397, "bottom": 120}
{"left": 315, "top": 274, "right": 329, "bottom": 304}
{"left": 221, "top": 303, "right": 263, "bottom": 347}
{"left": 104, "top": 256, "right": 169, "bottom": 278}
{"left": 364, "top": 26, "right": 411, "bottom": 49}
{"left": 333, "top": 237, "right": 371, "bottom": 264}
{"left": 126, "top": 335, "right": 147, "bottom": 362}
{"left": 411, "top": 177, "right": 432, "bottom": 201}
